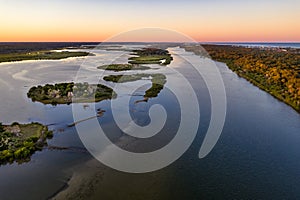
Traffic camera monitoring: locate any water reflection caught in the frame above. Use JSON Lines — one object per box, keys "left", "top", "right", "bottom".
{"left": 0, "top": 45, "right": 299, "bottom": 199}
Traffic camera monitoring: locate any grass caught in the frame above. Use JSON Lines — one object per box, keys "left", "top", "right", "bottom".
{"left": 97, "top": 64, "right": 150, "bottom": 71}
{"left": 103, "top": 73, "right": 166, "bottom": 98}
{"left": 128, "top": 48, "right": 173, "bottom": 65}
{"left": 103, "top": 74, "right": 149, "bottom": 83}
{"left": 0, "top": 51, "right": 91, "bottom": 63}
{"left": 129, "top": 55, "right": 173, "bottom": 65}
{"left": 19, "top": 123, "right": 44, "bottom": 139}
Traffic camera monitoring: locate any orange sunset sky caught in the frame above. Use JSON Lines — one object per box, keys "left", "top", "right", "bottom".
{"left": 0, "top": 0, "right": 299, "bottom": 42}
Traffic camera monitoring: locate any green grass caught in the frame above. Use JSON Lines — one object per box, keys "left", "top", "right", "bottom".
{"left": 103, "top": 74, "right": 148, "bottom": 83}
{"left": 97, "top": 64, "right": 150, "bottom": 71}
{"left": 19, "top": 123, "right": 44, "bottom": 139}
{"left": 129, "top": 55, "right": 173, "bottom": 65}
{"left": 0, "top": 51, "right": 91, "bottom": 63}
{"left": 128, "top": 48, "right": 173, "bottom": 65}
{"left": 103, "top": 73, "right": 166, "bottom": 98}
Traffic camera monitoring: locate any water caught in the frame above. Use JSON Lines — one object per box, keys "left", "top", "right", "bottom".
{"left": 207, "top": 42, "right": 300, "bottom": 49}
{"left": 0, "top": 45, "right": 299, "bottom": 199}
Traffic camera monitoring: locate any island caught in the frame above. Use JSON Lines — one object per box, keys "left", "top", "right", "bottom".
{"left": 0, "top": 122, "right": 53, "bottom": 165}
{"left": 184, "top": 44, "right": 300, "bottom": 113}
{"left": 103, "top": 73, "right": 166, "bottom": 99}
{"left": 0, "top": 51, "right": 92, "bottom": 63}
{"left": 128, "top": 48, "right": 173, "bottom": 65}
{"left": 97, "top": 64, "right": 150, "bottom": 71}
{"left": 27, "top": 82, "right": 116, "bottom": 105}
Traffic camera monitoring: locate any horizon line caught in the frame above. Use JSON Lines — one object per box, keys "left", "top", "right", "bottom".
{"left": 0, "top": 41, "right": 300, "bottom": 43}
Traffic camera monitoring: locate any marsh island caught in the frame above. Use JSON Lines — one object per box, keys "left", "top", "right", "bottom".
{"left": 104, "top": 73, "right": 166, "bottom": 98}
{"left": 0, "top": 51, "right": 92, "bottom": 63}
{"left": 97, "top": 64, "right": 150, "bottom": 71}
{"left": 128, "top": 48, "right": 173, "bottom": 65}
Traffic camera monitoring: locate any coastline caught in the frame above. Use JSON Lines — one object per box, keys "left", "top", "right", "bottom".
{"left": 0, "top": 51, "right": 92, "bottom": 64}
{"left": 224, "top": 61, "right": 300, "bottom": 114}
{"left": 184, "top": 45, "right": 300, "bottom": 114}
{"left": 203, "top": 42, "right": 300, "bottom": 49}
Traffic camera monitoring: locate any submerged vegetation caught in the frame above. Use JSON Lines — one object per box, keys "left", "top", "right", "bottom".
{"left": 128, "top": 48, "right": 173, "bottom": 65}
{"left": 0, "top": 51, "right": 91, "bottom": 63}
{"left": 104, "top": 73, "right": 166, "bottom": 98}
{"left": 0, "top": 122, "right": 53, "bottom": 165}
{"left": 185, "top": 45, "right": 300, "bottom": 113}
{"left": 97, "top": 63, "right": 150, "bottom": 71}
{"left": 27, "top": 82, "right": 116, "bottom": 105}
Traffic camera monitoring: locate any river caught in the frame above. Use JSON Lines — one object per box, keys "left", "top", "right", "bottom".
{"left": 0, "top": 45, "right": 299, "bottom": 199}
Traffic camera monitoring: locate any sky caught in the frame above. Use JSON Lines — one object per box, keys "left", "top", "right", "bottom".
{"left": 0, "top": 0, "right": 299, "bottom": 42}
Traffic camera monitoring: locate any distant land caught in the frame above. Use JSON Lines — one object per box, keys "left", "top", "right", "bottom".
{"left": 1, "top": 42, "right": 299, "bottom": 54}
{"left": 202, "top": 42, "right": 300, "bottom": 49}
{"left": 0, "top": 42, "right": 299, "bottom": 112}
{"left": 185, "top": 44, "right": 300, "bottom": 113}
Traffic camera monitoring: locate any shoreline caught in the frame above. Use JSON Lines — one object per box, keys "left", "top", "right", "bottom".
{"left": 0, "top": 122, "right": 53, "bottom": 165}
{"left": 218, "top": 60, "right": 300, "bottom": 114}
{"left": 0, "top": 51, "right": 92, "bottom": 64}
{"left": 184, "top": 45, "right": 300, "bottom": 114}
{"left": 203, "top": 42, "right": 300, "bottom": 49}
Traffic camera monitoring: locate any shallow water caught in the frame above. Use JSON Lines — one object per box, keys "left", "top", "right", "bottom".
{"left": 0, "top": 45, "right": 299, "bottom": 199}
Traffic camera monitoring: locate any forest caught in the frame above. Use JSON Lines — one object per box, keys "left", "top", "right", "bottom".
{"left": 185, "top": 45, "right": 300, "bottom": 112}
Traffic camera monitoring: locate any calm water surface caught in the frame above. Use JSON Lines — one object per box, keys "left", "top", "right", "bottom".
{"left": 0, "top": 45, "right": 299, "bottom": 199}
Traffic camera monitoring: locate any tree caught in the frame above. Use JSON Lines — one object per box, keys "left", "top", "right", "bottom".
{"left": 0, "top": 123, "right": 4, "bottom": 133}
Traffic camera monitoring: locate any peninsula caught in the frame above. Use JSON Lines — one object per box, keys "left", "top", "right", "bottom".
{"left": 0, "top": 122, "right": 52, "bottom": 165}
{"left": 0, "top": 51, "right": 92, "bottom": 63}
